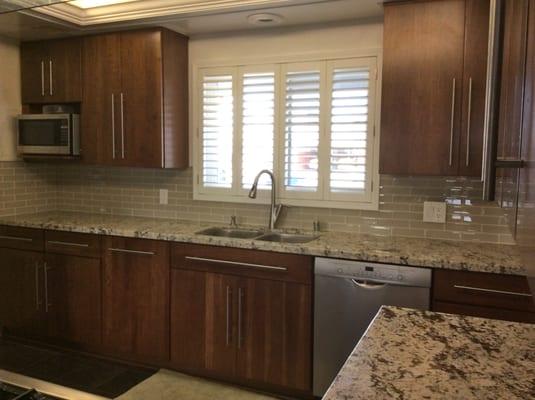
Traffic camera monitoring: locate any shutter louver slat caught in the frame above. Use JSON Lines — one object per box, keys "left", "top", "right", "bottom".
{"left": 202, "top": 74, "right": 233, "bottom": 188}
{"left": 241, "top": 72, "right": 275, "bottom": 189}
{"left": 330, "top": 67, "right": 370, "bottom": 192}
{"left": 284, "top": 70, "right": 321, "bottom": 191}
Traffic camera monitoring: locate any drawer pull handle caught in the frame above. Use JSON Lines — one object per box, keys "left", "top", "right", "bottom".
{"left": 0, "top": 235, "right": 33, "bottom": 242}
{"left": 185, "top": 256, "right": 287, "bottom": 271}
{"left": 109, "top": 248, "right": 155, "bottom": 256}
{"left": 454, "top": 285, "right": 533, "bottom": 298}
{"left": 48, "top": 240, "right": 89, "bottom": 248}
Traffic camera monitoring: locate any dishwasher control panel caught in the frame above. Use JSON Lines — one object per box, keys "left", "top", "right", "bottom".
{"left": 314, "top": 257, "right": 432, "bottom": 287}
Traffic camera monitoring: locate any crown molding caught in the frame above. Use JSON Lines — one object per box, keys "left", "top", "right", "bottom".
{"left": 35, "top": 0, "right": 311, "bottom": 26}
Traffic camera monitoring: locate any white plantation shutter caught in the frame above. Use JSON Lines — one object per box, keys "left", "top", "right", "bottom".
{"left": 201, "top": 72, "right": 234, "bottom": 189}
{"left": 241, "top": 71, "right": 276, "bottom": 190}
{"left": 283, "top": 68, "right": 321, "bottom": 192}
{"left": 195, "top": 57, "right": 378, "bottom": 209}
{"left": 329, "top": 67, "right": 370, "bottom": 192}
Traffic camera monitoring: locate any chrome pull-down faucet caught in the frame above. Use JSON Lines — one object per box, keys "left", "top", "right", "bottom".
{"left": 248, "top": 170, "right": 283, "bottom": 231}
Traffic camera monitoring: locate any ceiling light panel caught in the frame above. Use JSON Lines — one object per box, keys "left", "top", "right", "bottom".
{"left": 69, "top": 0, "right": 137, "bottom": 9}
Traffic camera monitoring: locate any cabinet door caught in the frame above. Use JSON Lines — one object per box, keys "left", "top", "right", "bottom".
{"left": 102, "top": 237, "right": 169, "bottom": 363}
{"left": 236, "top": 278, "right": 312, "bottom": 392}
{"left": 45, "top": 254, "right": 102, "bottom": 347}
{"left": 47, "top": 38, "right": 82, "bottom": 103}
{"left": 81, "top": 34, "right": 122, "bottom": 165}
{"left": 0, "top": 249, "right": 43, "bottom": 335}
{"left": 170, "top": 269, "right": 238, "bottom": 378}
{"left": 119, "top": 30, "right": 163, "bottom": 168}
{"left": 20, "top": 42, "right": 49, "bottom": 104}
{"left": 458, "top": 0, "right": 490, "bottom": 176}
{"left": 380, "top": 0, "right": 466, "bottom": 175}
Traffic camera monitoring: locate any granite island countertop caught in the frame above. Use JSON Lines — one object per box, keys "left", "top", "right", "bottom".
{"left": 0, "top": 211, "right": 526, "bottom": 276}
{"left": 323, "top": 306, "right": 535, "bottom": 400}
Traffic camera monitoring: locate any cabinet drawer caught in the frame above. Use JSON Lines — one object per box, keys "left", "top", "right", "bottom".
{"left": 45, "top": 231, "right": 101, "bottom": 258}
{"left": 433, "top": 301, "right": 535, "bottom": 324}
{"left": 433, "top": 269, "right": 534, "bottom": 312}
{"left": 0, "top": 226, "right": 44, "bottom": 251}
{"left": 171, "top": 243, "right": 313, "bottom": 285}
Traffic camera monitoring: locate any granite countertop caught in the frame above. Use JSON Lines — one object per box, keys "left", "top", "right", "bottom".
{"left": 323, "top": 306, "right": 535, "bottom": 400}
{"left": 0, "top": 211, "right": 526, "bottom": 276}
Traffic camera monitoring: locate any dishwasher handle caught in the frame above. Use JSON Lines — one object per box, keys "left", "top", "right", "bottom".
{"left": 351, "top": 279, "right": 388, "bottom": 290}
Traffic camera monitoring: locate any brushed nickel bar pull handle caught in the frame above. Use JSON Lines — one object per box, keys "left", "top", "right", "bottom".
{"left": 120, "top": 93, "right": 125, "bottom": 159}
{"left": 466, "top": 77, "right": 473, "bottom": 167}
{"left": 44, "top": 262, "right": 50, "bottom": 313}
{"left": 49, "top": 60, "right": 53, "bottom": 96}
{"left": 0, "top": 235, "right": 33, "bottom": 242}
{"left": 238, "top": 287, "right": 243, "bottom": 349}
{"left": 109, "top": 248, "right": 155, "bottom": 256}
{"left": 226, "top": 285, "right": 232, "bottom": 347}
{"left": 41, "top": 61, "right": 45, "bottom": 96}
{"left": 454, "top": 285, "right": 533, "bottom": 298}
{"left": 48, "top": 240, "right": 89, "bottom": 248}
{"left": 35, "top": 263, "right": 40, "bottom": 311}
{"left": 112, "top": 94, "right": 116, "bottom": 160}
{"left": 449, "top": 78, "right": 456, "bottom": 166}
{"left": 185, "top": 256, "right": 287, "bottom": 272}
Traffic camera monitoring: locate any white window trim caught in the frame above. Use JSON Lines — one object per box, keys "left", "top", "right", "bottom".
{"left": 192, "top": 50, "right": 382, "bottom": 211}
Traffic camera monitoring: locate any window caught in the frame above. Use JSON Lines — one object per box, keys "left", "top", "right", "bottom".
{"left": 195, "top": 56, "right": 379, "bottom": 210}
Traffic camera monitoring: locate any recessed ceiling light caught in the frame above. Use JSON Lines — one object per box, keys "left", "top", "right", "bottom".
{"left": 247, "top": 13, "right": 284, "bottom": 26}
{"left": 69, "top": 0, "right": 137, "bottom": 9}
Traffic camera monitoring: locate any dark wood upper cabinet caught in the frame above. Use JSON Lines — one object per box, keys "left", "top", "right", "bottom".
{"left": 21, "top": 38, "right": 82, "bottom": 104}
{"left": 380, "top": 0, "right": 490, "bottom": 176}
{"left": 101, "top": 236, "right": 170, "bottom": 363}
{"left": 81, "top": 28, "right": 188, "bottom": 169}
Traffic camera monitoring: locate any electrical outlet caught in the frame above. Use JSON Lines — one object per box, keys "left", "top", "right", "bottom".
{"left": 159, "top": 189, "right": 169, "bottom": 205}
{"left": 423, "top": 201, "right": 446, "bottom": 223}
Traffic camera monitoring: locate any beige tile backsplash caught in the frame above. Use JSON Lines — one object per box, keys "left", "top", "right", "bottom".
{"left": 0, "top": 162, "right": 57, "bottom": 217}
{"left": 0, "top": 161, "right": 515, "bottom": 244}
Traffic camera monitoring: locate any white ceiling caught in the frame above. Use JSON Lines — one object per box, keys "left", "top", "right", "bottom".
{"left": 0, "top": 0, "right": 383, "bottom": 40}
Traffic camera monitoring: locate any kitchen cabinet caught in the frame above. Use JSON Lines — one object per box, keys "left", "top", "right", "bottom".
{"left": 44, "top": 231, "right": 102, "bottom": 347}
{"left": 102, "top": 236, "right": 170, "bottom": 363}
{"left": 170, "top": 244, "right": 313, "bottom": 395}
{"left": 0, "top": 248, "right": 44, "bottom": 336}
{"left": 81, "top": 28, "right": 188, "bottom": 169}
{"left": 380, "top": 0, "right": 490, "bottom": 176}
{"left": 433, "top": 269, "right": 535, "bottom": 323}
{"left": 20, "top": 38, "right": 82, "bottom": 104}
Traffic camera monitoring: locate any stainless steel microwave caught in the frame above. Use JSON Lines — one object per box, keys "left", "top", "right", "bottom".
{"left": 17, "top": 113, "right": 80, "bottom": 156}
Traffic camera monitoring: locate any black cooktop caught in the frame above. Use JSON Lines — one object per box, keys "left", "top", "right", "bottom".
{"left": 0, "top": 382, "right": 62, "bottom": 400}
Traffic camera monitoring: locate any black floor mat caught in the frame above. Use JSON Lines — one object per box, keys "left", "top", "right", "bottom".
{"left": 0, "top": 340, "right": 157, "bottom": 399}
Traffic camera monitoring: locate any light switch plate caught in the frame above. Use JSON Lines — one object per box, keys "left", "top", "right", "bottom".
{"left": 159, "top": 189, "right": 168, "bottom": 205}
{"left": 423, "top": 201, "right": 446, "bottom": 223}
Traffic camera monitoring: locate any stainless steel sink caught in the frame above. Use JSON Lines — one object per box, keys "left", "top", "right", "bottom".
{"left": 255, "top": 232, "right": 320, "bottom": 244}
{"left": 196, "top": 227, "right": 265, "bottom": 239}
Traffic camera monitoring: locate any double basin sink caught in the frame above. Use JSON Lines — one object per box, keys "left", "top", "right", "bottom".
{"left": 196, "top": 227, "right": 319, "bottom": 244}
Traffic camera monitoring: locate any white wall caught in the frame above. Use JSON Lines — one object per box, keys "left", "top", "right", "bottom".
{"left": 0, "top": 37, "right": 21, "bottom": 161}
{"left": 189, "top": 21, "right": 382, "bottom": 64}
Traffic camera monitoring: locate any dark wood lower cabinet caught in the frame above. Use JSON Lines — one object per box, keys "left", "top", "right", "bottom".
{"left": 433, "top": 301, "right": 535, "bottom": 323}
{"left": 170, "top": 270, "right": 237, "bottom": 378}
{"left": 170, "top": 244, "right": 313, "bottom": 395}
{"left": 0, "top": 249, "right": 43, "bottom": 336}
{"left": 236, "top": 277, "right": 312, "bottom": 391}
{"left": 45, "top": 254, "right": 102, "bottom": 347}
{"left": 102, "top": 237, "right": 170, "bottom": 363}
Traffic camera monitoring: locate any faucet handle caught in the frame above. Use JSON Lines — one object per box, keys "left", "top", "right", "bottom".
{"left": 313, "top": 220, "right": 321, "bottom": 233}
{"left": 230, "top": 215, "right": 238, "bottom": 228}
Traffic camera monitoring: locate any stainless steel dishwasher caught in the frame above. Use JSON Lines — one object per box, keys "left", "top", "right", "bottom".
{"left": 313, "top": 257, "right": 432, "bottom": 397}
